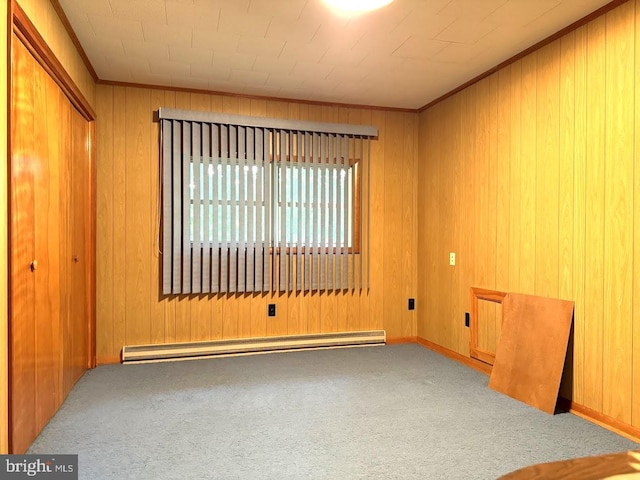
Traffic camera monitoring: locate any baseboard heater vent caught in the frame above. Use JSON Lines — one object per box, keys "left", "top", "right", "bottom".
{"left": 121, "top": 330, "right": 386, "bottom": 364}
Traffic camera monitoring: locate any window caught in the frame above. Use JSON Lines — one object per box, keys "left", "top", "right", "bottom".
{"left": 160, "top": 109, "right": 376, "bottom": 295}
{"left": 189, "top": 153, "right": 359, "bottom": 250}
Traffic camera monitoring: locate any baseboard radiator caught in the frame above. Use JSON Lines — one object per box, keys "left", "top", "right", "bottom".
{"left": 121, "top": 330, "right": 387, "bottom": 364}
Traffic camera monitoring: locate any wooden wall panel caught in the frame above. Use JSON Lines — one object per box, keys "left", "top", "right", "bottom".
{"left": 417, "top": 105, "right": 441, "bottom": 343}
{"left": 583, "top": 16, "right": 606, "bottom": 413}
{"left": 418, "top": 0, "right": 640, "bottom": 428}
{"left": 458, "top": 87, "right": 476, "bottom": 354}
{"left": 572, "top": 25, "right": 588, "bottom": 407}
{"left": 507, "top": 61, "right": 522, "bottom": 295}
{"left": 95, "top": 85, "right": 418, "bottom": 361}
{"left": 443, "top": 96, "right": 461, "bottom": 352}
{"left": 112, "top": 87, "right": 127, "bottom": 353}
{"left": 602, "top": 3, "right": 634, "bottom": 423}
{"left": 534, "top": 42, "right": 560, "bottom": 300}
{"left": 495, "top": 68, "right": 511, "bottom": 295}
{"left": 149, "top": 89, "right": 166, "bottom": 345}
{"left": 558, "top": 32, "right": 576, "bottom": 400}
{"left": 95, "top": 86, "right": 114, "bottom": 360}
{"left": 124, "top": 88, "right": 152, "bottom": 347}
{"left": 1, "top": 0, "right": 9, "bottom": 454}
{"left": 558, "top": 33, "right": 575, "bottom": 304}
{"left": 634, "top": 0, "right": 640, "bottom": 428}
{"left": 518, "top": 54, "right": 537, "bottom": 294}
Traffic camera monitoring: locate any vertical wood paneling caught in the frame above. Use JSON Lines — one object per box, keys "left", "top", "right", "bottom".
{"left": 487, "top": 76, "right": 499, "bottom": 345}
{"left": 495, "top": 68, "right": 511, "bottom": 294}
{"left": 427, "top": 104, "right": 452, "bottom": 345}
{"left": 442, "top": 100, "right": 454, "bottom": 347}
{"left": 633, "top": 0, "right": 640, "bottom": 429}
{"left": 368, "top": 110, "right": 386, "bottom": 332}
{"left": 96, "top": 86, "right": 114, "bottom": 359}
{"left": 459, "top": 87, "right": 476, "bottom": 354}
{"left": 95, "top": 87, "right": 417, "bottom": 359}
{"left": 507, "top": 61, "right": 522, "bottom": 294}
{"left": 149, "top": 89, "right": 166, "bottom": 345}
{"left": 558, "top": 32, "right": 576, "bottom": 400}
{"left": 495, "top": 68, "right": 511, "bottom": 354}
{"left": 112, "top": 87, "right": 126, "bottom": 353}
{"left": 438, "top": 100, "right": 454, "bottom": 349}
{"left": 383, "top": 112, "right": 403, "bottom": 339}
{"left": 473, "top": 76, "right": 498, "bottom": 351}
{"left": 559, "top": 33, "right": 575, "bottom": 304}
{"left": 402, "top": 112, "right": 417, "bottom": 338}
{"left": 535, "top": 42, "right": 560, "bottom": 299}
{"left": 583, "top": 16, "right": 606, "bottom": 412}
{"left": 417, "top": 0, "right": 640, "bottom": 429}
{"left": 519, "top": 54, "right": 537, "bottom": 293}
{"left": 124, "top": 88, "right": 151, "bottom": 346}
{"left": 572, "top": 25, "right": 588, "bottom": 407}
{"left": 602, "top": 2, "right": 634, "bottom": 423}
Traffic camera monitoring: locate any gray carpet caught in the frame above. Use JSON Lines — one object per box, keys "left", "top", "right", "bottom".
{"left": 28, "top": 344, "right": 638, "bottom": 479}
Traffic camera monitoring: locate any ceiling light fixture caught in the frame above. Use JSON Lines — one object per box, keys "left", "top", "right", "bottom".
{"left": 321, "top": 0, "right": 394, "bottom": 15}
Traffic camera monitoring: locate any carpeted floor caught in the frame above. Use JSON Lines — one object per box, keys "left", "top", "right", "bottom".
{"left": 28, "top": 344, "right": 638, "bottom": 479}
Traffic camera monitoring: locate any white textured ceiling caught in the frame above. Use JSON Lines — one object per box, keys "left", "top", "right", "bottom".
{"left": 60, "top": 0, "right": 613, "bottom": 109}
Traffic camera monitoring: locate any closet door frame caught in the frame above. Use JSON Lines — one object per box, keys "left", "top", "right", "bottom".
{"left": 8, "top": 1, "right": 96, "bottom": 453}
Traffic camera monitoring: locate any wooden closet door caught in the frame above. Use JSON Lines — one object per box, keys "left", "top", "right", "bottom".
{"left": 32, "top": 38, "right": 62, "bottom": 433}
{"left": 11, "top": 34, "right": 62, "bottom": 454}
{"left": 10, "top": 33, "right": 91, "bottom": 454}
{"left": 67, "top": 108, "right": 91, "bottom": 390}
{"left": 10, "top": 31, "right": 38, "bottom": 456}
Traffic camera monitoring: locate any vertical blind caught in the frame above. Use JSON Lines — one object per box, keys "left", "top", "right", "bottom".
{"left": 158, "top": 108, "right": 377, "bottom": 296}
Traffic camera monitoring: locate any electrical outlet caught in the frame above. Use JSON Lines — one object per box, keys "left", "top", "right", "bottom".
{"left": 268, "top": 304, "right": 276, "bottom": 317}
{"left": 408, "top": 298, "right": 415, "bottom": 311}
{"left": 449, "top": 252, "right": 456, "bottom": 266}
{"left": 465, "top": 312, "right": 470, "bottom": 327}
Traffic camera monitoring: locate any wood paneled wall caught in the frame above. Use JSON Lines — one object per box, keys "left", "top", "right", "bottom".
{"left": 418, "top": 0, "right": 640, "bottom": 426}
{"left": 15, "top": 0, "right": 95, "bottom": 108}
{"left": 95, "top": 85, "right": 418, "bottom": 362}
{"left": 1, "top": 0, "right": 9, "bottom": 456}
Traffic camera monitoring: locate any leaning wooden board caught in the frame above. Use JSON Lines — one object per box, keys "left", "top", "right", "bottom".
{"left": 488, "top": 293, "right": 574, "bottom": 414}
